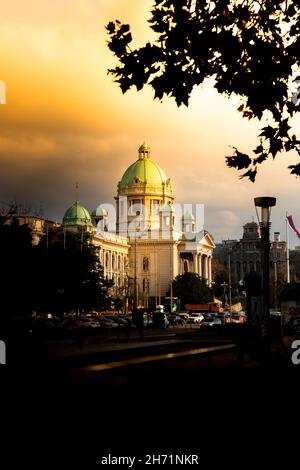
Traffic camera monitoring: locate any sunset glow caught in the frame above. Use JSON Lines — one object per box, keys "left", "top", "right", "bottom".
{"left": 1, "top": 0, "right": 300, "bottom": 244}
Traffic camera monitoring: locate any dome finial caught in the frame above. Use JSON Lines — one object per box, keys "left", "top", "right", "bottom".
{"left": 138, "top": 142, "right": 151, "bottom": 159}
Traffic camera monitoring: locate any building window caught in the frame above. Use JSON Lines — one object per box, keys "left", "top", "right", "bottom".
{"left": 112, "top": 254, "right": 116, "bottom": 270}
{"left": 105, "top": 253, "right": 109, "bottom": 269}
{"left": 184, "top": 260, "right": 189, "bottom": 273}
{"left": 118, "top": 255, "right": 122, "bottom": 271}
{"left": 143, "top": 257, "right": 149, "bottom": 272}
{"left": 151, "top": 199, "right": 160, "bottom": 215}
{"left": 130, "top": 199, "right": 143, "bottom": 215}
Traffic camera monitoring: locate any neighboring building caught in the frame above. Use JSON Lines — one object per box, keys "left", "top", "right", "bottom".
{"left": 61, "top": 143, "right": 215, "bottom": 308}
{"left": 289, "top": 248, "right": 300, "bottom": 282}
{"left": 214, "top": 222, "right": 287, "bottom": 286}
{"left": 280, "top": 283, "right": 300, "bottom": 322}
{"left": 5, "top": 214, "right": 60, "bottom": 245}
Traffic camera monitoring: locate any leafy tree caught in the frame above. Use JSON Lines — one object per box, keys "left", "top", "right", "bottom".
{"left": 0, "top": 216, "right": 35, "bottom": 319}
{"left": 34, "top": 228, "right": 113, "bottom": 314}
{"left": 213, "top": 268, "right": 229, "bottom": 300}
{"left": 106, "top": 0, "right": 300, "bottom": 180}
{"left": 172, "top": 272, "right": 213, "bottom": 308}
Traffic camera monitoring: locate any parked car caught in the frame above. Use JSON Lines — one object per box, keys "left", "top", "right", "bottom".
{"left": 168, "top": 314, "right": 184, "bottom": 325}
{"left": 103, "top": 315, "right": 128, "bottom": 327}
{"left": 187, "top": 312, "right": 204, "bottom": 324}
{"left": 98, "top": 316, "right": 119, "bottom": 328}
{"left": 201, "top": 315, "right": 222, "bottom": 329}
{"left": 177, "top": 313, "right": 189, "bottom": 323}
{"left": 78, "top": 318, "right": 102, "bottom": 328}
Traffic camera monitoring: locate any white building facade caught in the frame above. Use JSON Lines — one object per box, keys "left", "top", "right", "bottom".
{"left": 63, "top": 144, "right": 215, "bottom": 308}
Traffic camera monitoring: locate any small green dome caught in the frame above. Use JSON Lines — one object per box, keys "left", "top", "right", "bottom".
{"left": 182, "top": 211, "right": 194, "bottom": 220}
{"left": 63, "top": 201, "right": 93, "bottom": 227}
{"left": 119, "top": 143, "right": 170, "bottom": 191}
{"left": 91, "top": 206, "right": 108, "bottom": 218}
{"left": 160, "top": 203, "right": 175, "bottom": 212}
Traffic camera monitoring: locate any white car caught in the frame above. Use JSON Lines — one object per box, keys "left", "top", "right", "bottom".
{"left": 187, "top": 313, "right": 204, "bottom": 324}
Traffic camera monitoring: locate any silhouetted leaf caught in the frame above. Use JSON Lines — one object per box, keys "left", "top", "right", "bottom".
{"left": 240, "top": 168, "right": 257, "bottom": 182}
{"left": 106, "top": 1, "right": 300, "bottom": 179}
{"left": 289, "top": 163, "right": 300, "bottom": 176}
{"left": 226, "top": 148, "right": 251, "bottom": 170}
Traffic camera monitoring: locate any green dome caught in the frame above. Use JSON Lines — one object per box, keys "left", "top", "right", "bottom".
{"left": 91, "top": 205, "right": 108, "bottom": 217}
{"left": 119, "top": 143, "right": 170, "bottom": 191}
{"left": 182, "top": 211, "right": 194, "bottom": 220}
{"left": 63, "top": 201, "right": 93, "bottom": 227}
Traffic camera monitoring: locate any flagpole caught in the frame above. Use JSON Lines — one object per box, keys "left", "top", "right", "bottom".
{"left": 286, "top": 212, "right": 290, "bottom": 283}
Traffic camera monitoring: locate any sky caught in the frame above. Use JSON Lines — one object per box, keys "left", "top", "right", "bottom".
{"left": 1, "top": 0, "right": 300, "bottom": 246}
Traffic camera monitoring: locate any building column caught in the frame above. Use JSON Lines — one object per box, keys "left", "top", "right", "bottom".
{"left": 198, "top": 254, "right": 202, "bottom": 278}
{"left": 208, "top": 256, "right": 212, "bottom": 286}
{"left": 193, "top": 254, "right": 198, "bottom": 273}
{"left": 205, "top": 256, "right": 209, "bottom": 283}
{"left": 202, "top": 255, "right": 208, "bottom": 282}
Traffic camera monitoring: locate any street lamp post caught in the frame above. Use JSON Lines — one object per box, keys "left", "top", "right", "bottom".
{"left": 133, "top": 218, "right": 140, "bottom": 313}
{"left": 133, "top": 231, "right": 137, "bottom": 313}
{"left": 228, "top": 250, "right": 232, "bottom": 321}
{"left": 221, "top": 281, "right": 228, "bottom": 309}
{"left": 254, "top": 197, "right": 276, "bottom": 344}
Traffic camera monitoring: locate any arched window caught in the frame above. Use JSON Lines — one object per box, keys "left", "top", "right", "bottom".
{"left": 143, "top": 257, "right": 149, "bottom": 272}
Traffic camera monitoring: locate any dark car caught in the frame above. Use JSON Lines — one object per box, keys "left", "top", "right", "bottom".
{"left": 168, "top": 314, "right": 184, "bottom": 325}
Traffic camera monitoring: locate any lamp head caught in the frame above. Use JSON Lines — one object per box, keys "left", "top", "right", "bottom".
{"left": 254, "top": 197, "right": 276, "bottom": 209}
{"left": 254, "top": 197, "right": 276, "bottom": 227}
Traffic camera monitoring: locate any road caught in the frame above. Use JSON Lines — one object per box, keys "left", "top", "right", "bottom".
{"left": 3, "top": 325, "right": 299, "bottom": 468}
